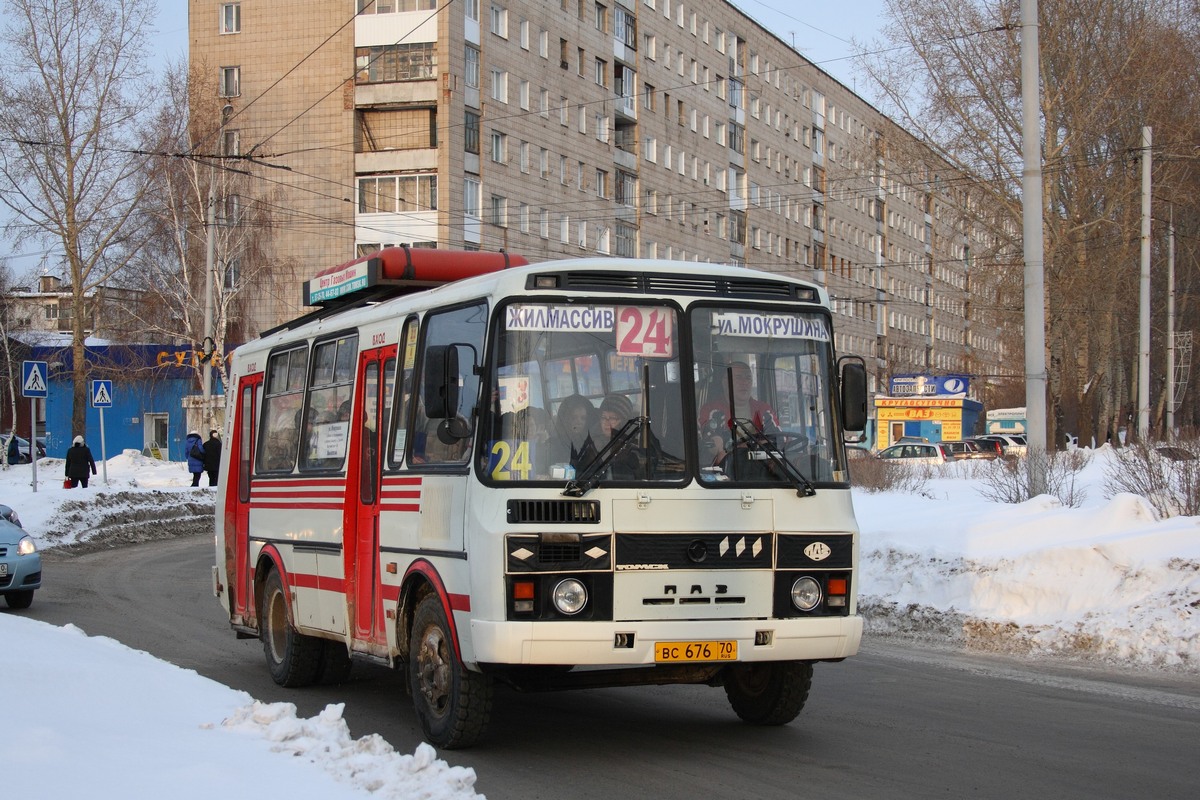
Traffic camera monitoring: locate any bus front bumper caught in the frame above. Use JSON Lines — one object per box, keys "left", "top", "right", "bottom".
{"left": 467, "top": 615, "right": 862, "bottom": 667}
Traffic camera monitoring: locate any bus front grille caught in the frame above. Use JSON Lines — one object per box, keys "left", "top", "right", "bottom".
{"left": 507, "top": 499, "right": 601, "bottom": 524}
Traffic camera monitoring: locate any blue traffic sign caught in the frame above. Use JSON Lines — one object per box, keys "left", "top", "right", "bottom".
{"left": 21, "top": 361, "right": 48, "bottom": 398}
{"left": 90, "top": 380, "right": 113, "bottom": 408}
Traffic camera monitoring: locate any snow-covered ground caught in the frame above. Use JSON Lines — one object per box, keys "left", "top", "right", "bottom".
{"left": 2, "top": 446, "right": 1197, "bottom": 797}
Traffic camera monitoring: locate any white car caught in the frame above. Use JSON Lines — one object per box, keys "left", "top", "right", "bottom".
{"left": 978, "top": 434, "right": 1027, "bottom": 457}
{"left": 876, "top": 442, "right": 952, "bottom": 465}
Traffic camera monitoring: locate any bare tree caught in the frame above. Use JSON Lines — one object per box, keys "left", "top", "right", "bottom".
{"left": 128, "top": 60, "right": 278, "bottom": 402}
{"left": 0, "top": 0, "right": 159, "bottom": 437}
{"left": 860, "top": 0, "right": 1200, "bottom": 446}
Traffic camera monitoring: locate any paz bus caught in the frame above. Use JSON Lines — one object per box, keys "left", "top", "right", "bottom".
{"left": 213, "top": 246, "right": 868, "bottom": 748}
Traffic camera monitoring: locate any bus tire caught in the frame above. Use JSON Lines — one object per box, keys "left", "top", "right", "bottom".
{"left": 408, "top": 594, "right": 493, "bottom": 749}
{"left": 318, "top": 639, "right": 354, "bottom": 685}
{"left": 261, "top": 569, "right": 323, "bottom": 687}
{"left": 723, "top": 661, "right": 813, "bottom": 726}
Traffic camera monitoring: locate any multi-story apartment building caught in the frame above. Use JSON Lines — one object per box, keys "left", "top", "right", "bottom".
{"left": 190, "top": 0, "right": 1013, "bottom": 399}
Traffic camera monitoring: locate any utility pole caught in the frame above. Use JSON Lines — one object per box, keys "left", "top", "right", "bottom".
{"left": 1166, "top": 209, "right": 1175, "bottom": 436}
{"left": 1138, "top": 126, "right": 1152, "bottom": 441}
{"left": 1020, "top": 0, "right": 1047, "bottom": 492}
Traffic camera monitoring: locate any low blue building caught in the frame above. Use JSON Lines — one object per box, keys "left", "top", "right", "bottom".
{"left": 5, "top": 335, "right": 223, "bottom": 462}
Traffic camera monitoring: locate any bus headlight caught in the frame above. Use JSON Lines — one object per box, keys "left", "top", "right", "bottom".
{"left": 552, "top": 578, "right": 588, "bottom": 615}
{"left": 790, "top": 576, "right": 822, "bottom": 611}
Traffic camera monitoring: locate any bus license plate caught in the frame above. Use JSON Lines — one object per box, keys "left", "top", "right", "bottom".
{"left": 654, "top": 640, "right": 737, "bottom": 662}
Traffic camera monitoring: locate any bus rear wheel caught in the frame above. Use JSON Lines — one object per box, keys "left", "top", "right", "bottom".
{"left": 408, "top": 595, "right": 493, "bottom": 749}
{"left": 261, "top": 569, "right": 323, "bottom": 687}
{"left": 723, "top": 661, "right": 813, "bottom": 726}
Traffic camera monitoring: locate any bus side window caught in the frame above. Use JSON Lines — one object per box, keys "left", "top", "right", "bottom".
{"left": 257, "top": 346, "right": 308, "bottom": 473}
{"left": 388, "top": 317, "right": 419, "bottom": 467}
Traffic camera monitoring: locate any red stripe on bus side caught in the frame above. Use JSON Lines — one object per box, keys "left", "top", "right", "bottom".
{"left": 380, "top": 503, "right": 421, "bottom": 512}
{"left": 251, "top": 502, "right": 347, "bottom": 511}
{"left": 288, "top": 572, "right": 346, "bottom": 593}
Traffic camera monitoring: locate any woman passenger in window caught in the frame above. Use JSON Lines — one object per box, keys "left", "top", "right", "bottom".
{"left": 552, "top": 394, "right": 599, "bottom": 471}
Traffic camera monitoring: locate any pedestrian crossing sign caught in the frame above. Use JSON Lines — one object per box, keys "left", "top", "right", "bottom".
{"left": 21, "top": 361, "right": 48, "bottom": 398}
{"left": 90, "top": 380, "right": 113, "bottom": 408}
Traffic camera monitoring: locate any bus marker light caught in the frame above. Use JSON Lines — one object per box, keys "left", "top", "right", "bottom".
{"left": 827, "top": 577, "right": 847, "bottom": 596}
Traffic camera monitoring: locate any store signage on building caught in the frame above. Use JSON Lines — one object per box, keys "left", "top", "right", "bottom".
{"left": 889, "top": 374, "right": 970, "bottom": 397}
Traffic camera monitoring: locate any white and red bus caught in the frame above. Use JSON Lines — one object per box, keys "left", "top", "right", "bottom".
{"left": 213, "top": 246, "right": 867, "bottom": 748}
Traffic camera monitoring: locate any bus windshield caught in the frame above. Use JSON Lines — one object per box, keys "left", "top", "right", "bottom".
{"left": 691, "top": 305, "right": 844, "bottom": 487}
{"left": 483, "top": 301, "right": 687, "bottom": 484}
{"left": 480, "top": 300, "right": 845, "bottom": 488}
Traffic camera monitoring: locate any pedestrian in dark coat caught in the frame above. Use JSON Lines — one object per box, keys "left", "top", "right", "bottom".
{"left": 203, "top": 430, "right": 222, "bottom": 486}
{"left": 64, "top": 435, "right": 97, "bottom": 488}
{"left": 185, "top": 431, "right": 205, "bottom": 487}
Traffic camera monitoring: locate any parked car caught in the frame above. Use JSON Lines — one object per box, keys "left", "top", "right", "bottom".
{"left": 5, "top": 435, "right": 45, "bottom": 464}
{"left": 0, "top": 503, "right": 21, "bottom": 527}
{"left": 942, "top": 439, "right": 997, "bottom": 460}
{"left": 977, "top": 434, "right": 1028, "bottom": 457}
{"left": 876, "top": 442, "right": 952, "bottom": 465}
{"left": 1, "top": 515, "right": 41, "bottom": 609}
{"left": 967, "top": 437, "right": 1005, "bottom": 459}
{"left": 845, "top": 445, "right": 874, "bottom": 461}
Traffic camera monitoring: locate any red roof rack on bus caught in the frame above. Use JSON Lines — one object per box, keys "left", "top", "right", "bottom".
{"left": 265, "top": 246, "right": 529, "bottom": 336}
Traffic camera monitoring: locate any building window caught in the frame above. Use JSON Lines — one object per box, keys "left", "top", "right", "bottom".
{"left": 219, "top": 66, "right": 240, "bottom": 97}
{"left": 643, "top": 83, "right": 655, "bottom": 111}
{"left": 355, "top": 43, "right": 437, "bottom": 83}
{"left": 616, "top": 170, "right": 636, "bottom": 206}
{"left": 357, "top": 174, "right": 438, "bottom": 213}
{"left": 595, "top": 169, "right": 609, "bottom": 198}
{"left": 464, "top": 110, "right": 480, "bottom": 154}
{"left": 464, "top": 46, "right": 480, "bottom": 89}
{"left": 358, "top": 0, "right": 437, "bottom": 12}
{"left": 490, "top": 131, "right": 507, "bottom": 163}
{"left": 490, "top": 195, "right": 507, "bottom": 226}
{"left": 219, "top": 3, "right": 240, "bottom": 34}
{"left": 594, "top": 2, "right": 608, "bottom": 33}
{"left": 616, "top": 8, "right": 636, "bottom": 48}
{"left": 615, "top": 221, "right": 636, "bottom": 257}
{"left": 463, "top": 178, "right": 481, "bottom": 219}
{"left": 490, "top": 68, "right": 508, "bottom": 102}
{"left": 490, "top": 4, "right": 508, "bottom": 37}
{"left": 222, "top": 129, "right": 240, "bottom": 156}
{"left": 464, "top": 0, "right": 479, "bottom": 21}
{"left": 594, "top": 58, "right": 607, "bottom": 87}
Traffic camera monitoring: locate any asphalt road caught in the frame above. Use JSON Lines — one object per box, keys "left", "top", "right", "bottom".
{"left": 16, "top": 535, "right": 1200, "bottom": 800}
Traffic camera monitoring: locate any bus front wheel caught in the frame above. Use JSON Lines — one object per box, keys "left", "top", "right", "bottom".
{"left": 723, "top": 661, "right": 813, "bottom": 726}
{"left": 261, "top": 569, "right": 323, "bottom": 687}
{"left": 408, "top": 595, "right": 493, "bottom": 749}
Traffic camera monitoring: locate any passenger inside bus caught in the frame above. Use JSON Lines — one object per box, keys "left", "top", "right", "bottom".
{"left": 698, "top": 361, "right": 781, "bottom": 470}
{"left": 597, "top": 393, "right": 666, "bottom": 480}
{"left": 552, "top": 394, "right": 600, "bottom": 471}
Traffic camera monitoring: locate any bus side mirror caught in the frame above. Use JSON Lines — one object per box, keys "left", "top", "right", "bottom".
{"left": 423, "top": 345, "right": 460, "bottom": 419}
{"left": 838, "top": 357, "right": 868, "bottom": 436}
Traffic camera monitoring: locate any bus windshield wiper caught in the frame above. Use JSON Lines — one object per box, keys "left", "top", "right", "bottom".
{"left": 730, "top": 419, "right": 816, "bottom": 498}
{"left": 562, "top": 417, "right": 646, "bottom": 497}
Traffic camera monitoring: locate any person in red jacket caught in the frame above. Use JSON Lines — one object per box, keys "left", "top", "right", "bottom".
{"left": 698, "top": 361, "right": 780, "bottom": 467}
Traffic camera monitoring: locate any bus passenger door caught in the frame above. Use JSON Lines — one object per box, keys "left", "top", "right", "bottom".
{"left": 347, "top": 345, "right": 394, "bottom": 653}
{"left": 226, "top": 373, "right": 262, "bottom": 625}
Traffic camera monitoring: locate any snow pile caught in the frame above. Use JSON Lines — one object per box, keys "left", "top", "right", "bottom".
{"left": 1, "top": 614, "right": 482, "bottom": 799}
{"left": 854, "top": 463, "right": 1200, "bottom": 669}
